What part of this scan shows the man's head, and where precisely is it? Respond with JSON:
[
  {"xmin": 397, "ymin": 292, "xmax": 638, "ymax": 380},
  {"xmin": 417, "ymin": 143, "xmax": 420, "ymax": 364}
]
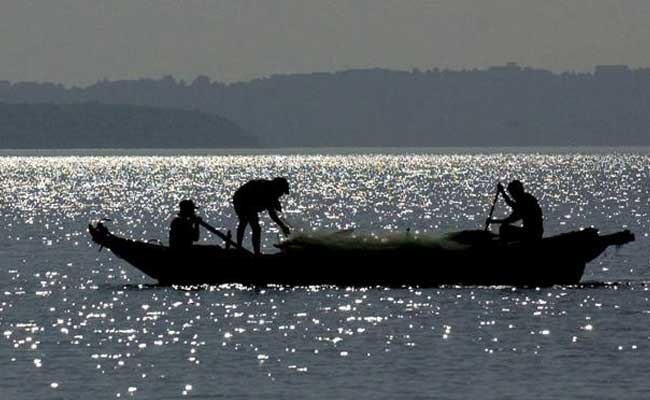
[
  {"xmin": 179, "ymin": 199, "xmax": 198, "ymax": 217},
  {"xmin": 507, "ymin": 180, "xmax": 525, "ymax": 199},
  {"xmin": 272, "ymin": 177, "xmax": 290, "ymax": 195}
]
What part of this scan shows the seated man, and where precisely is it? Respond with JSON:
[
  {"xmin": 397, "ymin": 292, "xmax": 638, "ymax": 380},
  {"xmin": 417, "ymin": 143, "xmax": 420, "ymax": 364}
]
[
  {"xmin": 486, "ymin": 180, "xmax": 543, "ymax": 241},
  {"xmin": 169, "ymin": 199, "xmax": 201, "ymax": 248},
  {"xmin": 233, "ymin": 177, "xmax": 291, "ymax": 254}
]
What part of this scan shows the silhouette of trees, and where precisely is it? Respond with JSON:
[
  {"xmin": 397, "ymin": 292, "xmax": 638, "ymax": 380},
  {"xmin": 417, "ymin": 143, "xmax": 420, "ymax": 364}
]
[
  {"xmin": 0, "ymin": 102, "xmax": 256, "ymax": 148},
  {"xmin": 1, "ymin": 64, "xmax": 649, "ymax": 147}
]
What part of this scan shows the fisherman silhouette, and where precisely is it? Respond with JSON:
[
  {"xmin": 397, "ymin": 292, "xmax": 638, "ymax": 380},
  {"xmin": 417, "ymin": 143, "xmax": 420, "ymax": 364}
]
[
  {"xmin": 486, "ymin": 180, "xmax": 543, "ymax": 241},
  {"xmin": 169, "ymin": 199, "xmax": 201, "ymax": 248},
  {"xmin": 233, "ymin": 177, "xmax": 291, "ymax": 254}
]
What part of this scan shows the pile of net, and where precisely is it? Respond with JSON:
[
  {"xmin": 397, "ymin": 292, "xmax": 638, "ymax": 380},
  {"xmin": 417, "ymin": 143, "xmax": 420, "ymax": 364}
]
[{"xmin": 276, "ymin": 229, "xmax": 489, "ymax": 253}]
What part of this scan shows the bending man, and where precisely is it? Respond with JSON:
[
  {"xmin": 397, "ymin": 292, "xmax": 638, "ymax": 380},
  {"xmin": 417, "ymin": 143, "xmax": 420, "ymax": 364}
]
[
  {"xmin": 233, "ymin": 177, "xmax": 291, "ymax": 254},
  {"xmin": 486, "ymin": 180, "xmax": 543, "ymax": 241}
]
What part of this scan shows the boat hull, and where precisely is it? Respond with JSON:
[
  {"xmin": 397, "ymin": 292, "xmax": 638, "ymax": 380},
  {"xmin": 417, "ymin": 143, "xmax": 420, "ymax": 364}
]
[{"xmin": 88, "ymin": 224, "xmax": 634, "ymax": 287}]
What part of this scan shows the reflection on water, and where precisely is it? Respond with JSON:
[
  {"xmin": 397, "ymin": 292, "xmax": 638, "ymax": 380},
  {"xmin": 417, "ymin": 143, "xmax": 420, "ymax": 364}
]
[{"xmin": 0, "ymin": 153, "xmax": 649, "ymax": 399}]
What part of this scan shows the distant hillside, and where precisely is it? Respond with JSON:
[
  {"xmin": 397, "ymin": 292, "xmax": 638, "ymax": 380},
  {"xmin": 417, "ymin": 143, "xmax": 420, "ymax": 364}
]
[
  {"xmin": 0, "ymin": 102, "xmax": 256, "ymax": 149},
  {"xmin": 1, "ymin": 64, "xmax": 650, "ymax": 146}
]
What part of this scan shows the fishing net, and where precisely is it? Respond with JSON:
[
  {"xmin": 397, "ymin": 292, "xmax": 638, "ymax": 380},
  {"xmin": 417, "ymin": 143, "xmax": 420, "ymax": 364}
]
[{"xmin": 276, "ymin": 229, "xmax": 488, "ymax": 252}]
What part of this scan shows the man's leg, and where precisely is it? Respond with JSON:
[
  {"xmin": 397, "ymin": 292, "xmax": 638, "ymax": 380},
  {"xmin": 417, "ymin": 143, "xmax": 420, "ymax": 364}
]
[
  {"xmin": 499, "ymin": 224, "xmax": 524, "ymax": 242},
  {"xmin": 250, "ymin": 214, "xmax": 261, "ymax": 254},
  {"xmin": 236, "ymin": 216, "xmax": 248, "ymax": 248}
]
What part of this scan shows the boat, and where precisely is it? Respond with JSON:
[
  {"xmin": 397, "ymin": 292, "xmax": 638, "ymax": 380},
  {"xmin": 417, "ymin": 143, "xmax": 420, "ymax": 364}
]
[{"xmin": 87, "ymin": 222, "xmax": 635, "ymax": 287}]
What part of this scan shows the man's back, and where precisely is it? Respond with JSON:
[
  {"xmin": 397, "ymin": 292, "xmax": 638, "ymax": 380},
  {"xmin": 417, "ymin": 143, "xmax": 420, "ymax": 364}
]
[
  {"xmin": 233, "ymin": 179, "xmax": 281, "ymax": 214},
  {"xmin": 169, "ymin": 216, "xmax": 198, "ymax": 248},
  {"xmin": 517, "ymin": 192, "xmax": 543, "ymax": 236}
]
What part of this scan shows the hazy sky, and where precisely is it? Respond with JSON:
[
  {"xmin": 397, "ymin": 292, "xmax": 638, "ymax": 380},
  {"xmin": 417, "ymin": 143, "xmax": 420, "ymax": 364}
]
[{"xmin": 2, "ymin": 0, "xmax": 649, "ymax": 86}]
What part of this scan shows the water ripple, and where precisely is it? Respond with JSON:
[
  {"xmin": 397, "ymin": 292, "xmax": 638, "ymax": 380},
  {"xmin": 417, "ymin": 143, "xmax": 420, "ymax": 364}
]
[{"xmin": 0, "ymin": 152, "xmax": 649, "ymax": 399}]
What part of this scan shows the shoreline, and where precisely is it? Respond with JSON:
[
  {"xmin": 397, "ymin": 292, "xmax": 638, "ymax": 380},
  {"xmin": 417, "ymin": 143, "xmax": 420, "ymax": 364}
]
[{"xmin": 1, "ymin": 146, "xmax": 649, "ymax": 157}]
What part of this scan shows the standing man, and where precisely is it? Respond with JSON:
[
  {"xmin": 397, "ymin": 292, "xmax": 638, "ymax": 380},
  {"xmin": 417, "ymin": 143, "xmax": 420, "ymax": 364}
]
[
  {"xmin": 233, "ymin": 177, "xmax": 291, "ymax": 254},
  {"xmin": 486, "ymin": 180, "xmax": 543, "ymax": 241},
  {"xmin": 169, "ymin": 199, "xmax": 201, "ymax": 248}
]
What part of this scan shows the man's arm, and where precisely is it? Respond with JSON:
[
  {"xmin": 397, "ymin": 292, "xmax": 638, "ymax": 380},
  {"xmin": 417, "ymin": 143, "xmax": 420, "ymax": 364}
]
[
  {"xmin": 169, "ymin": 218, "xmax": 179, "ymax": 246},
  {"xmin": 191, "ymin": 217, "xmax": 201, "ymax": 242},
  {"xmin": 489, "ymin": 209, "xmax": 522, "ymax": 225},
  {"xmin": 268, "ymin": 209, "xmax": 291, "ymax": 235},
  {"xmin": 501, "ymin": 192, "xmax": 515, "ymax": 208},
  {"xmin": 497, "ymin": 184, "xmax": 515, "ymax": 208}
]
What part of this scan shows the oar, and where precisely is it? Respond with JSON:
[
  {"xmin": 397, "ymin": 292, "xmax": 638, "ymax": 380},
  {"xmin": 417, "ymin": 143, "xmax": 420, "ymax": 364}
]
[
  {"xmin": 198, "ymin": 219, "xmax": 253, "ymax": 255},
  {"xmin": 484, "ymin": 186, "xmax": 501, "ymax": 231}
]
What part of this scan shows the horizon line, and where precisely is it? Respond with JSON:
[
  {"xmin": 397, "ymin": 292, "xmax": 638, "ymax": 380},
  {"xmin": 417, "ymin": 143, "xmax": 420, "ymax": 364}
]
[
  {"xmin": 1, "ymin": 146, "xmax": 649, "ymax": 157},
  {"xmin": 1, "ymin": 63, "xmax": 647, "ymax": 90}
]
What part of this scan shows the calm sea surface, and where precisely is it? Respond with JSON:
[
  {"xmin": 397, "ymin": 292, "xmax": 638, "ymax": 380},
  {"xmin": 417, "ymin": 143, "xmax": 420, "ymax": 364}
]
[{"xmin": 1, "ymin": 150, "xmax": 649, "ymax": 399}]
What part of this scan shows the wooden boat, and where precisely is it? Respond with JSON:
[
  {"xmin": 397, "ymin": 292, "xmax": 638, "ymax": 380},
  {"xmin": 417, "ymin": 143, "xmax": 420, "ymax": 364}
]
[{"xmin": 88, "ymin": 222, "xmax": 634, "ymax": 287}]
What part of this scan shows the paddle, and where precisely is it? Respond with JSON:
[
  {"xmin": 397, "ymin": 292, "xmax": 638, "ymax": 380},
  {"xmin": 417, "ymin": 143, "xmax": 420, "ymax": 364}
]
[
  {"xmin": 484, "ymin": 185, "xmax": 501, "ymax": 231},
  {"xmin": 197, "ymin": 219, "xmax": 253, "ymax": 255}
]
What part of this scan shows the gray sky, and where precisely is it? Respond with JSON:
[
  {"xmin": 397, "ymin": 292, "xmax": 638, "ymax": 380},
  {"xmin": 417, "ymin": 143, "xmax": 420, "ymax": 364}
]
[{"xmin": 1, "ymin": 0, "xmax": 649, "ymax": 86}]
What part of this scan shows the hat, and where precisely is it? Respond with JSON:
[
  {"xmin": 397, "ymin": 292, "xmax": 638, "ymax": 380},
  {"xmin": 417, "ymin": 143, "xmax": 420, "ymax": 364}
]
[
  {"xmin": 507, "ymin": 180, "xmax": 524, "ymax": 192},
  {"xmin": 179, "ymin": 199, "xmax": 198, "ymax": 212},
  {"xmin": 272, "ymin": 177, "xmax": 290, "ymax": 194}
]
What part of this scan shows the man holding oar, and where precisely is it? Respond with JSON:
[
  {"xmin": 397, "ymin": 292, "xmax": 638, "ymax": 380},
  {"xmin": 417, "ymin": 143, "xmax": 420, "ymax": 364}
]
[
  {"xmin": 169, "ymin": 199, "xmax": 252, "ymax": 253},
  {"xmin": 233, "ymin": 177, "xmax": 292, "ymax": 255},
  {"xmin": 486, "ymin": 180, "xmax": 544, "ymax": 241},
  {"xmin": 169, "ymin": 199, "xmax": 201, "ymax": 248}
]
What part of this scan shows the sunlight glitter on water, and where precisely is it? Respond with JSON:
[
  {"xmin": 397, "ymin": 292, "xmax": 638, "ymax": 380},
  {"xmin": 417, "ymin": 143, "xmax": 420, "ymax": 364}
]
[
  {"xmin": 1, "ymin": 153, "xmax": 648, "ymax": 236},
  {"xmin": 0, "ymin": 152, "xmax": 649, "ymax": 398}
]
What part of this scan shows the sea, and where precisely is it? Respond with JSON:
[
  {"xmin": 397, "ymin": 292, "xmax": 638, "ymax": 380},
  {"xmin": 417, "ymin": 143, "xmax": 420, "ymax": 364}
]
[{"xmin": 0, "ymin": 148, "xmax": 649, "ymax": 399}]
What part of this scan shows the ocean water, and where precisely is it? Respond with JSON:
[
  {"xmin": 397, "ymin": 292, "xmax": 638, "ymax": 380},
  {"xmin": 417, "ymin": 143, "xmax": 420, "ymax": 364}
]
[{"xmin": 0, "ymin": 150, "xmax": 649, "ymax": 399}]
